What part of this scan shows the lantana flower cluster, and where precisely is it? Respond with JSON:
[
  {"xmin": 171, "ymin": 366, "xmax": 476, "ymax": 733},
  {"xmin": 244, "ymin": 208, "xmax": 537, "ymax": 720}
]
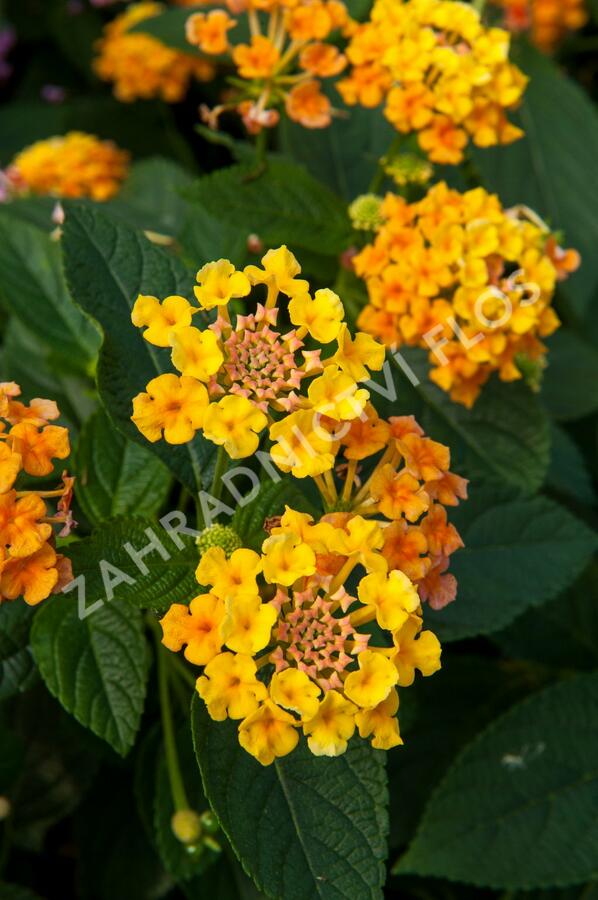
[
  {"xmin": 338, "ymin": 0, "xmax": 527, "ymax": 164},
  {"xmin": 0, "ymin": 383, "xmax": 75, "ymax": 606},
  {"xmin": 354, "ymin": 183, "xmax": 580, "ymax": 407},
  {"xmin": 131, "ymin": 246, "xmax": 386, "ymax": 460},
  {"xmin": 94, "ymin": 2, "xmax": 215, "ymax": 103},
  {"xmin": 186, "ymin": 0, "xmax": 352, "ymax": 132},
  {"xmin": 161, "ymin": 507, "xmax": 445, "ymax": 764},
  {"xmin": 3, "ymin": 132, "xmax": 130, "ymax": 201},
  {"xmin": 493, "ymin": 0, "xmax": 587, "ymax": 52}
]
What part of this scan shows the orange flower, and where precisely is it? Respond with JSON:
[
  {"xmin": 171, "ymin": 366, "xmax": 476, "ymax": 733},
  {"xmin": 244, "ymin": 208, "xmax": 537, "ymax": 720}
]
[
  {"xmin": 341, "ymin": 407, "xmax": 390, "ymax": 460},
  {"xmin": 421, "ymin": 505, "xmax": 464, "ymax": 558},
  {"xmin": 381, "ymin": 520, "xmax": 431, "ymax": 582},
  {"xmin": 0, "ymin": 443, "xmax": 22, "ymax": 493},
  {"xmin": 0, "ymin": 543, "xmax": 60, "ymax": 606},
  {"xmin": 186, "ymin": 9, "xmax": 236, "ymax": 55},
  {"xmin": 233, "ymin": 35, "xmax": 280, "ymax": 79},
  {"xmin": 9, "ymin": 423, "xmax": 70, "ymax": 477},
  {"xmin": 397, "ymin": 433, "xmax": 451, "ymax": 483},
  {"xmin": 0, "ymin": 492, "xmax": 51, "ymax": 559},
  {"xmin": 418, "ymin": 116, "xmax": 469, "ymax": 165},
  {"xmin": 370, "ymin": 465, "xmax": 430, "ymax": 523},
  {"xmin": 286, "ymin": 80, "xmax": 332, "ymax": 129},
  {"xmin": 417, "ymin": 556, "xmax": 458, "ymax": 610},
  {"xmin": 300, "ymin": 43, "xmax": 346, "ymax": 77}
]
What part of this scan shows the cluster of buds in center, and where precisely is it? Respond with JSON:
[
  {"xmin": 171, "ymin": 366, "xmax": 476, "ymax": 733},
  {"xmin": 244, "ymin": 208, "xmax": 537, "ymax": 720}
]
[
  {"xmin": 0, "ymin": 382, "xmax": 75, "ymax": 606},
  {"xmin": 185, "ymin": 0, "xmax": 353, "ymax": 132},
  {"xmin": 161, "ymin": 507, "xmax": 444, "ymax": 764},
  {"xmin": 131, "ymin": 246, "xmax": 386, "ymax": 460}
]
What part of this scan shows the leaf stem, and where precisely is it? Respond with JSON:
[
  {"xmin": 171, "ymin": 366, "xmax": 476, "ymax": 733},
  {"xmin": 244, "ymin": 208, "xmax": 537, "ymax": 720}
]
[
  {"xmin": 210, "ymin": 446, "xmax": 229, "ymax": 504},
  {"xmin": 153, "ymin": 622, "xmax": 189, "ymax": 813}
]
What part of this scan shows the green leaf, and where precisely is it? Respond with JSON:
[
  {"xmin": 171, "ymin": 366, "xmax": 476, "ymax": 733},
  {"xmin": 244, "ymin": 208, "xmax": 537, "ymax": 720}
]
[
  {"xmin": 396, "ymin": 672, "xmax": 598, "ymax": 889},
  {"xmin": 280, "ymin": 100, "xmax": 394, "ymax": 201},
  {"xmin": 232, "ymin": 479, "xmax": 319, "ymax": 552},
  {"xmin": 62, "ymin": 202, "xmax": 214, "ymax": 493},
  {"xmin": 75, "ymin": 408, "xmax": 172, "ymax": 525},
  {"xmin": 105, "ymin": 157, "xmax": 195, "ymax": 237},
  {"xmin": 0, "ymin": 603, "xmax": 38, "ymax": 701},
  {"xmin": 426, "ymin": 496, "xmax": 598, "ymax": 642},
  {"xmin": 192, "ymin": 698, "xmax": 388, "ymax": 900},
  {"xmin": 473, "ymin": 43, "xmax": 598, "ymax": 316},
  {"xmin": 0, "ymin": 885, "xmax": 43, "ymax": 900},
  {"xmin": 64, "ymin": 517, "xmax": 199, "ymax": 614},
  {"xmin": 187, "ymin": 161, "xmax": 352, "ymax": 256},
  {"xmin": 387, "ymin": 349, "xmax": 550, "ymax": 495},
  {"xmin": 31, "ymin": 593, "xmax": 149, "ymax": 756},
  {"xmin": 541, "ymin": 330, "xmax": 598, "ymax": 421},
  {"xmin": 546, "ymin": 424, "xmax": 596, "ymax": 507},
  {"xmin": 0, "ymin": 210, "xmax": 100, "ymax": 372},
  {"xmin": 494, "ymin": 562, "xmax": 598, "ymax": 671}
]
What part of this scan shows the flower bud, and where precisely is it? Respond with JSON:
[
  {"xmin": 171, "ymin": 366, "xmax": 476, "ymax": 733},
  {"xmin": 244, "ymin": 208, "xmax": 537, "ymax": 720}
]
[
  {"xmin": 348, "ymin": 194, "xmax": 384, "ymax": 232},
  {"xmin": 171, "ymin": 809, "xmax": 202, "ymax": 845},
  {"xmin": 196, "ymin": 524, "xmax": 243, "ymax": 557}
]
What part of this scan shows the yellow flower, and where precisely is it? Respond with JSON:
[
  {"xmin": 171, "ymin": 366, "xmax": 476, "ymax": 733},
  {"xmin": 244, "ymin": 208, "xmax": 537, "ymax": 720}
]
[
  {"xmin": 344, "ymin": 650, "xmax": 398, "ymax": 708},
  {"xmin": 170, "ymin": 326, "xmax": 224, "ymax": 382},
  {"xmin": 392, "ymin": 616, "xmax": 442, "ymax": 686},
  {"xmin": 203, "ymin": 395, "xmax": 267, "ymax": 458},
  {"xmin": 270, "ymin": 669, "xmax": 321, "ymax": 720},
  {"xmin": 196, "ymin": 546, "xmax": 262, "ymax": 599},
  {"xmin": 194, "ymin": 259, "xmax": 251, "ymax": 310},
  {"xmin": 303, "ymin": 690, "xmax": 357, "ymax": 757},
  {"xmin": 160, "ymin": 594, "xmax": 225, "ymax": 666},
  {"xmin": 221, "ymin": 594, "xmax": 277, "ymax": 655},
  {"xmin": 131, "ymin": 374, "xmax": 208, "ymax": 444},
  {"xmin": 355, "ymin": 688, "xmax": 403, "ymax": 750},
  {"xmin": 261, "ymin": 533, "xmax": 316, "ymax": 586},
  {"xmin": 270, "ymin": 409, "xmax": 337, "ymax": 478},
  {"xmin": 238, "ymin": 700, "xmax": 299, "ymax": 765},
  {"xmin": 307, "ymin": 366, "xmax": 369, "ymax": 421},
  {"xmin": 357, "ymin": 569, "xmax": 420, "ymax": 630},
  {"xmin": 196, "ymin": 652, "xmax": 267, "ymax": 720},
  {"xmin": 131, "ymin": 294, "xmax": 193, "ymax": 348},
  {"xmin": 288, "ymin": 289, "xmax": 344, "ymax": 343},
  {"xmin": 244, "ymin": 246, "xmax": 309, "ymax": 297},
  {"xmin": 332, "ymin": 325, "xmax": 386, "ymax": 381}
]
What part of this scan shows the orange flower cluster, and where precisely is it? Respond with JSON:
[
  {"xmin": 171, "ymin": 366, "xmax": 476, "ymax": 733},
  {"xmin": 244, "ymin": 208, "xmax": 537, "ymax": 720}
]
[
  {"xmin": 354, "ymin": 183, "xmax": 580, "ymax": 407},
  {"xmin": 493, "ymin": 0, "xmax": 587, "ymax": 52},
  {"xmin": 186, "ymin": 0, "xmax": 353, "ymax": 132},
  {"xmin": 5, "ymin": 132, "xmax": 129, "ymax": 202},
  {"xmin": 94, "ymin": 2, "xmax": 215, "ymax": 103},
  {"xmin": 0, "ymin": 383, "xmax": 75, "ymax": 606},
  {"xmin": 323, "ymin": 406, "xmax": 467, "ymax": 611},
  {"xmin": 338, "ymin": 0, "xmax": 527, "ymax": 164}
]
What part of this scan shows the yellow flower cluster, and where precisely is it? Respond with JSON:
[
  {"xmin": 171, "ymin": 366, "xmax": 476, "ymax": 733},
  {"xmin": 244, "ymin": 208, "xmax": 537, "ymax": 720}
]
[
  {"xmin": 131, "ymin": 246, "xmax": 386, "ymax": 462},
  {"xmin": 354, "ymin": 183, "xmax": 580, "ymax": 407},
  {"xmin": 6, "ymin": 132, "xmax": 129, "ymax": 201},
  {"xmin": 186, "ymin": 0, "xmax": 353, "ymax": 132},
  {"xmin": 493, "ymin": 0, "xmax": 587, "ymax": 52},
  {"xmin": 0, "ymin": 382, "xmax": 74, "ymax": 607},
  {"xmin": 338, "ymin": 0, "xmax": 527, "ymax": 164},
  {"xmin": 94, "ymin": 1, "xmax": 215, "ymax": 102},
  {"xmin": 161, "ymin": 507, "xmax": 443, "ymax": 764}
]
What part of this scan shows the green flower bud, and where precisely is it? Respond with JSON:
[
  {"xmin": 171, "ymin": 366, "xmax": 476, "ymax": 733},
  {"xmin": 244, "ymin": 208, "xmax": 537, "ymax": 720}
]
[
  {"xmin": 171, "ymin": 809, "xmax": 203, "ymax": 845},
  {"xmin": 382, "ymin": 153, "xmax": 433, "ymax": 187},
  {"xmin": 196, "ymin": 524, "xmax": 243, "ymax": 557},
  {"xmin": 348, "ymin": 194, "xmax": 384, "ymax": 232}
]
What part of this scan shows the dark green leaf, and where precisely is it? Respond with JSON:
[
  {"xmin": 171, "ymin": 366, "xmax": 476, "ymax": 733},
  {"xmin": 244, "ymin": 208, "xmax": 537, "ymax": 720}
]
[
  {"xmin": 0, "ymin": 885, "xmax": 43, "ymax": 900},
  {"xmin": 397, "ymin": 672, "xmax": 598, "ymax": 889},
  {"xmin": 388, "ymin": 350, "xmax": 550, "ymax": 495},
  {"xmin": 75, "ymin": 408, "xmax": 172, "ymax": 525},
  {"xmin": 62, "ymin": 202, "xmax": 215, "ymax": 492},
  {"xmin": 0, "ymin": 210, "xmax": 100, "ymax": 371},
  {"xmin": 473, "ymin": 43, "xmax": 598, "ymax": 316},
  {"xmin": 192, "ymin": 698, "xmax": 388, "ymax": 900},
  {"xmin": 106, "ymin": 157, "xmax": 195, "ymax": 237},
  {"xmin": 187, "ymin": 161, "xmax": 352, "ymax": 256},
  {"xmin": 62, "ymin": 517, "xmax": 199, "ymax": 614},
  {"xmin": 546, "ymin": 424, "xmax": 596, "ymax": 507},
  {"xmin": 0, "ymin": 603, "xmax": 38, "ymax": 701},
  {"xmin": 541, "ymin": 330, "xmax": 598, "ymax": 421},
  {"xmin": 426, "ymin": 496, "xmax": 597, "ymax": 642},
  {"xmin": 31, "ymin": 593, "xmax": 150, "ymax": 756}
]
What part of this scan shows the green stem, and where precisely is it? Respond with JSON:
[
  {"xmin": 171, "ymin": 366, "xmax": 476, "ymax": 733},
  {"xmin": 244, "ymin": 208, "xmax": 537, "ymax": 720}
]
[
  {"xmin": 472, "ymin": 0, "xmax": 487, "ymax": 14},
  {"xmin": 152, "ymin": 621, "xmax": 189, "ymax": 813},
  {"xmin": 210, "ymin": 446, "xmax": 228, "ymax": 504},
  {"xmin": 368, "ymin": 133, "xmax": 404, "ymax": 194},
  {"xmin": 169, "ymin": 653, "xmax": 198, "ymax": 692}
]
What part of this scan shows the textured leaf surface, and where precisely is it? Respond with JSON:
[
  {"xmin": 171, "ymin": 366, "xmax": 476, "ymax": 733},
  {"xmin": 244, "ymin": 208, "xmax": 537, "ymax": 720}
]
[
  {"xmin": 192, "ymin": 700, "xmax": 388, "ymax": 900},
  {"xmin": 62, "ymin": 202, "xmax": 214, "ymax": 492},
  {"xmin": 31, "ymin": 593, "xmax": 149, "ymax": 756},
  {"xmin": 75, "ymin": 408, "xmax": 171, "ymax": 525},
  {"xmin": 64, "ymin": 517, "xmax": 199, "ymax": 614},
  {"xmin": 541, "ymin": 331, "xmax": 598, "ymax": 422},
  {"xmin": 0, "ymin": 210, "xmax": 100, "ymax": 370},
  {"xmin": 397, "ymin": 673, "xmax": 598, "ymax": 888},
  {"xmin": 388, "ymin": 350, "xmax": 550, "ymax": 495},
  {"xmin": 546, "ymin": 424, "xmax": 596, "ymax": 506},
  {"xmin": 426, "ymin": 497, "xmax": 597, "ymax": 641},
  {"xmin": 0, "ymin": 603, "xmax": 38, "ymax": 701},
  {"xmin": 187, "ymin": 161, "xmax": 352, "ymax": 255},
  {"xmin": 474, "ymin": 44, "xmax": 598, "ymax": 315}
]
